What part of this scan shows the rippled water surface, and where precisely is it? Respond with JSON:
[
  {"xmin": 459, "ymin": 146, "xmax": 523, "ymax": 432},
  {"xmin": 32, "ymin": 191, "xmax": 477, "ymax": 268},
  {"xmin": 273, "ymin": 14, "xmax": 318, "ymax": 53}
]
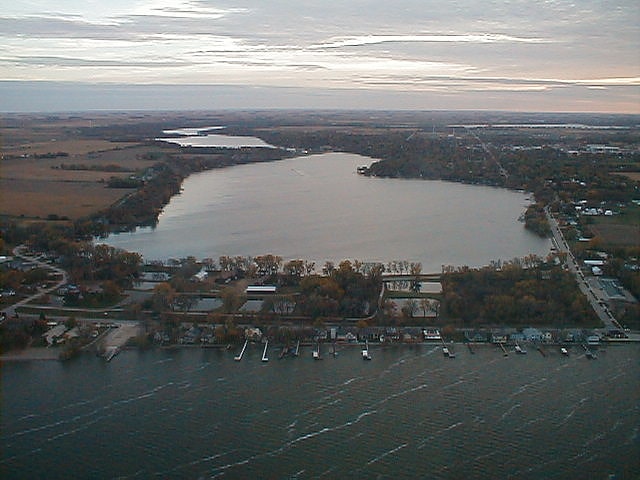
[{"xmin": 2, "ymin": 344, "xmax": 638, "ymax": 479}]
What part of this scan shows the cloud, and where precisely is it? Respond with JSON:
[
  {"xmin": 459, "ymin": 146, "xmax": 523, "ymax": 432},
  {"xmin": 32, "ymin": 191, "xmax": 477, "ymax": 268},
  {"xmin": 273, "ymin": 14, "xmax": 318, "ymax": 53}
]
[{"xmin": 310, "ymin": 34, "xmax": 551, "ymax": 49}]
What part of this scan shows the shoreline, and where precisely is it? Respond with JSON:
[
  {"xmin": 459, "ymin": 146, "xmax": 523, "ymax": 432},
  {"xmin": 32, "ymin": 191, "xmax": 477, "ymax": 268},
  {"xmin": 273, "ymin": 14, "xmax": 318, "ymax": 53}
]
[{"xmin": 3, "ymin": 336, "xmax": 637, "ymax": 362}]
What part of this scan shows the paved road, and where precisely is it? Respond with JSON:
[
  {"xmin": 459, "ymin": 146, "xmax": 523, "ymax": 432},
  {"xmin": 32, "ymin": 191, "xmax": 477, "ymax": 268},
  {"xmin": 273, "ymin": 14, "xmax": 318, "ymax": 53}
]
[{"xmin": 545, "ymin": 208, "xmax": 621, "ymax": 332}]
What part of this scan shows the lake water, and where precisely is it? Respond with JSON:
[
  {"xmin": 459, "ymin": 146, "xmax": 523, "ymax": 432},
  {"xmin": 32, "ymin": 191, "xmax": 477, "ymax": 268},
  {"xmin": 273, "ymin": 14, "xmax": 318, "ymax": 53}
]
[
  {"xmin": 102, "ymin": 152, "xmax": 549, "ymax": 271},
  {"xmin": 155, "ymin": 133, "xmax": 276, "ymax": 148},
  {"xmin": 2, "ymin": 344, "xmax": 638, "ymax": 479}
]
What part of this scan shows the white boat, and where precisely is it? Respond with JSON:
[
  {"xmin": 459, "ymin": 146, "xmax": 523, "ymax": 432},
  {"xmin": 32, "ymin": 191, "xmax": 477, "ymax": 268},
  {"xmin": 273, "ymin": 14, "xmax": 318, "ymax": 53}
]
[
  {"xmin": 362, "ymin": 341, "xmax": 371, "ymax": 360},
  {"xmin": 560, "ymin": 347, "xmax": 568, "ymax": 356},
  {"xmin": 423, "ymin": 328, "xmax": 442, "ymax": 341},
  {"xmin": 261, "ymin": 340, "xmax": 269, "ymax": 362},
  {"xmin": 234, "ymin": 339, "xmax": 248, "ymax": 361},
  {"xmin": 442, "ymin": 346, "xmax": 450, "ymax": 357},
  {"xmin": 313, "ymin": 343, "xmax": 322, "ymax": 360},
  {"xmin": 515, "ymin": 344, "xmax": 527, "ymax": 354}
]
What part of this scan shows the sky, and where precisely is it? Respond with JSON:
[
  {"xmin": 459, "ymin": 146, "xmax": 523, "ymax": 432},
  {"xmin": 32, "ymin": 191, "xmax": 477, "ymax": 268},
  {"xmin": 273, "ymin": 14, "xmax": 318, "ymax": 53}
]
[{"xmin": 0, "ymin": 0, "xmax": 639, "ymax": 113}]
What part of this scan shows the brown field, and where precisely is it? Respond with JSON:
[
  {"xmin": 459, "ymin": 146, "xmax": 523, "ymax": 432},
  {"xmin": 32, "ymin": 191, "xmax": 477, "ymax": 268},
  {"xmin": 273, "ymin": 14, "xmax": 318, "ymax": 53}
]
[
  {"xmin": 3, "ymin": 139, "xmax": 136, "ymax": 157},
  {"xmin": 1, "ymin": 131, "xmax": 162, "ymax": 219},
  {"xmin": 0, "ymin": 177, "xmax": 134, "ymax": 219},
  {"xmin": 611, "ymin": 171, "xmax": 640, "ymax": 181}
]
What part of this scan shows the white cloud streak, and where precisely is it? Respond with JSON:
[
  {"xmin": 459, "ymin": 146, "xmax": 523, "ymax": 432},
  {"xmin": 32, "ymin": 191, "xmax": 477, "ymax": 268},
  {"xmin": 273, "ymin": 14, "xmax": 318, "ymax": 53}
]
[{"xmin": 0, "ymin": 0, "xmax": 637, "ymax": 112}]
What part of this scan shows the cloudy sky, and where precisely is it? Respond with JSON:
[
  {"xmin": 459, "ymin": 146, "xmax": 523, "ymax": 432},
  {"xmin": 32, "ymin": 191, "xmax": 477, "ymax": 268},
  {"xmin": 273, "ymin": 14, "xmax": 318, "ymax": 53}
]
[{"xmin": 1, "ymin": 0, "xmax": 638, "ymax": 112}]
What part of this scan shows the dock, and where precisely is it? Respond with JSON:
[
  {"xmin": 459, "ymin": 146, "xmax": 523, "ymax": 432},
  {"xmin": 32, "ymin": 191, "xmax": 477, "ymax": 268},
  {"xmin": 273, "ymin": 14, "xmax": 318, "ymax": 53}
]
[
  {"xmin": 582, "ymin": 343, "xmax": 597, "ymax": 359},
  {"xmin": 234, "ymin": 339, "xmax": 248, "ymax": 361},
  {"xmin": 103, "ymin": 346, "xmax": 119, "ymax": 362},
  {"xmin": 362, "ymin": 341, "xmax": 371, "ymax": 360},
  {"xmin": 313, "ymin": 342, "xmax": 322, "ymax": 360}
]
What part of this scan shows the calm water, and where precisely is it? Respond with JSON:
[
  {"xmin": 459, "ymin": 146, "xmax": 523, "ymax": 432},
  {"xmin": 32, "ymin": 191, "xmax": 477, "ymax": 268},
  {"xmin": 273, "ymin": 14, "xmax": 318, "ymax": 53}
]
[
  {"xmin": 103, "ymin": 152, "xmax": 549, "ymax": 270},
  {"xmin": 2, "ymin": 345, "xmax": 638, "ymax": 479},
  {"xmin": 155, "ymin": 133, "xmax": 276, "ymax": 148}
]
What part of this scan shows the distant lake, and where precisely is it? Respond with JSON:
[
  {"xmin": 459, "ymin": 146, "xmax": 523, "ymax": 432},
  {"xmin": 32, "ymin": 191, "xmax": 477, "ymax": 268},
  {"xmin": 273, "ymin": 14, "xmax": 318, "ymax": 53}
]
[
  {"xmin": 155, "ymin": 131, "xmax": 276, "ymax": 148},
  {"xmin": 101, "ymin": 152, "xmax": 550, "ymax": 271}
]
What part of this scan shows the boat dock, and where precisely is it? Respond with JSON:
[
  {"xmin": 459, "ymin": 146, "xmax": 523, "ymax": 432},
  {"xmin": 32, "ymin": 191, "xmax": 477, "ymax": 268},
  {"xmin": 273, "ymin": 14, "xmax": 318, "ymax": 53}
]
[
  {"xmin": 582, "ymin": 343, "xmax": 597, "ymax": 359},
  {"xmin": 362, "ymin": 341, "xmax": 371, "ymax": 360},
  {"xmin": 234, "ymin": 339, "xmax": 248, "ymax": 361},
  {"xmin": 103, "ymin": 346, "xmax": 119, "ymax": 362}
]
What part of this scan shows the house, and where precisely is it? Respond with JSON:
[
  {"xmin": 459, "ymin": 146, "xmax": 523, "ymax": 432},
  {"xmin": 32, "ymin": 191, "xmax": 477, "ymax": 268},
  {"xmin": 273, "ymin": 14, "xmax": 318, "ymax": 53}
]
[
  {"xmin": 491, "ymin": 330, "xmax": 508, "ymax": 343},
  {"xmin": 43, "ymin": 324, "xmax": 68, "ymax": 346},
  {"xmin": 509, "ymin": 332, "xmax": 526, "ymax": 343},
  {"xmin": 245, "ymin": 285, "xmax": 277, "ymax": 294},
  {"xmin": 522, "ymin": 328, "xmax": 544, "ymax": 342},
  {"xmin": 244, "ymin": 327, "xmax": 263, "ymax": 341},
  {"xmin": 464, "ymin": 330, "xmax": 488, "ymax": 343}
]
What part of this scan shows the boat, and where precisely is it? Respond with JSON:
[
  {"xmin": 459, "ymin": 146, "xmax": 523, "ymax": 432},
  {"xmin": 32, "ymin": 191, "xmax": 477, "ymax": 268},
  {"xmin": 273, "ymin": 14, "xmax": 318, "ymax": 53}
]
[
  {"xmin": 234, "ymin": 339, "xmax": 248, "ymax": 361},
  {"xmin": 515, "ymin": 344, "xmax": 527, "ymax": 354},
  {"xmin": 423, "ymin": 328, "xmax": 442, "ymax": 341},
  {"xmin": 442, "ymin": 346, "xmax": 450, "ymax": 357},
  {"xmin": 560, "ymin": 347, "xmax": 568, "ymax": 356},
  {"xmin": 586, "ymin": 335, "xmax": 600, "ymax": 346},
  {"xmin": 261, "ymin": 340, "xmax": 269, "ymax": 362},
  {"xmin": 313, "ymin": 343, "xmax": 322, "ymax": 360},
  {"xmin": 362, "ymin": 341, "xmax": 371, "ymax": 360}
]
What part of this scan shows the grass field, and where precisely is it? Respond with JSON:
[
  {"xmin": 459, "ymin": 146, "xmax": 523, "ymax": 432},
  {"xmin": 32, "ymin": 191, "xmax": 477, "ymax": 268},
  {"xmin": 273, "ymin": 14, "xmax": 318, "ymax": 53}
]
[{"xmin": 590, "ymin": 204, "xmax": 640, "ymax": 247}]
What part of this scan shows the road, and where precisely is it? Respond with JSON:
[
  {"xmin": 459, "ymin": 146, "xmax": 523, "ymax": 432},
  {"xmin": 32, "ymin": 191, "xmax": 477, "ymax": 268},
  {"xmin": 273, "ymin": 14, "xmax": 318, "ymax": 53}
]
[{"xmin": 545, "ymin": 208, "xmax": 621, "ymax": 332}]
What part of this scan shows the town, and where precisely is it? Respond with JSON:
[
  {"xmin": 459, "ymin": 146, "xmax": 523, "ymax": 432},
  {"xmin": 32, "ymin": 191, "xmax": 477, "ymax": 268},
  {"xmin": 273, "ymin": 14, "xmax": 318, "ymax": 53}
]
[{"xmin": 1, "ymin": 111, "xmax": 638, "ymax": 361}]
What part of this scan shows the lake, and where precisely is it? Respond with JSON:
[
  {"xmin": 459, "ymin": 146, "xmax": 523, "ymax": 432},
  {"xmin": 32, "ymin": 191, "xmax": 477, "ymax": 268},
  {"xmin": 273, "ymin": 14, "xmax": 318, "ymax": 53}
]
[
  {"xmin": 2, "ymin": 344, "xmax": 638, "ymax": 479},
  {"xmin": 102, "ymin": 152, "xmax": 549, "ymax": 271}
]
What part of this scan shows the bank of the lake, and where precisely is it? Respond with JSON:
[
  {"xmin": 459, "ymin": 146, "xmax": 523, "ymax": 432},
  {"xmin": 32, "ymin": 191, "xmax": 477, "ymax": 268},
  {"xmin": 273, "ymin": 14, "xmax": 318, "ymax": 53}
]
[{"xmin": 102, "ymin": 152, "xmax": 549, "ymax": 270}]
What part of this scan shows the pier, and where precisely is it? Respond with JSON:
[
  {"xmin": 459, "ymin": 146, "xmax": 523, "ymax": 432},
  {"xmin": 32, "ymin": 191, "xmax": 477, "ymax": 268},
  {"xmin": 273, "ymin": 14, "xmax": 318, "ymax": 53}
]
[
  {"xmin": 103, "ymin": 346, "xmax": 119, "ymax": 362},
  {"xmin": 234, "ymin": 339, "xmax": 248, "ymax": 361},
  {"xmin": 362, "ymin": 341, "xmax": 371, "ymax": 360},
  {"xmin": 582, "ymin": 343, "xmax": 597, "ymax": 359}
]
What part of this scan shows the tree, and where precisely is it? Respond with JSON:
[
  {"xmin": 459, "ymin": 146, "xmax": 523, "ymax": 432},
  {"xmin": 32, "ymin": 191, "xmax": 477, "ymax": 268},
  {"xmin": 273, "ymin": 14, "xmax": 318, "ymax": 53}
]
[
  {"xmin": 174, "ymin": 295, "xmax": 198, "ymax": 314},
  {"xmin": 152, "ymin": 282, "xmax": 176, "ymax": 312}
]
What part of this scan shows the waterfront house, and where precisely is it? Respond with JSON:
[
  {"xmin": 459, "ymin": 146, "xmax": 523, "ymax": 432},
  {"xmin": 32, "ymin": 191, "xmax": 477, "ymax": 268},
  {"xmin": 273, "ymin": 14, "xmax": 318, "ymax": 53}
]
[
  {"xmin": 522, "ymin": 328, "xmax": 544, "ymax": 342},
  {"xmin": 43, "ymin": 324, "xmax": 68, "ymax": 346},
  {"xmin": 464, "ymin": 330, "xmax": 489, "ymax": 343},
  {"xmin": 491, "ymin": 330, "xmax": 508, "ymax": 344},
  {"xmin": 509, "ymin": 332, "xmax": 526, "ymax": 343}
]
